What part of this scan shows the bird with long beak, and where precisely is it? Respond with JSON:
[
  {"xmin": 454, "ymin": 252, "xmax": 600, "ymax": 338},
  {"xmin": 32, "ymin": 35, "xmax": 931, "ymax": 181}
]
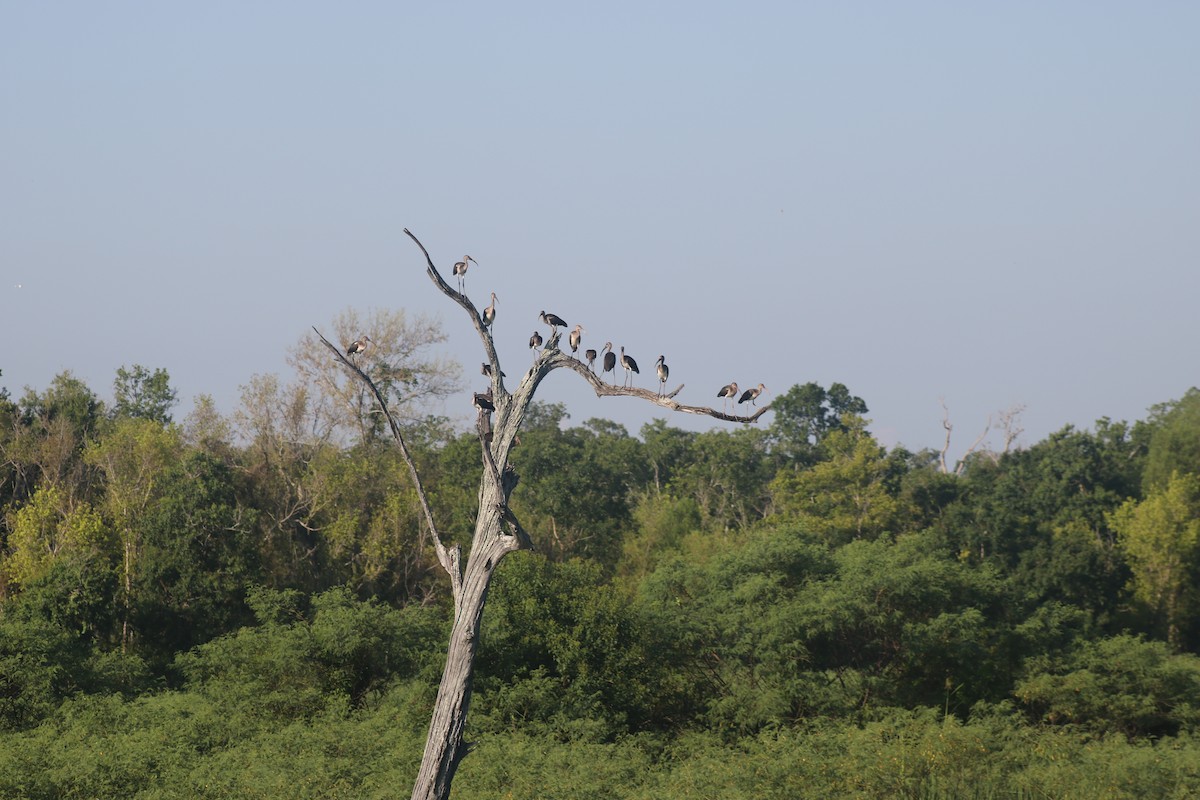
[
  {"xmin": 453, "ymin": 255, "xmax": 479, "ymax": 292},
  {"xmin": 347, "ymin": 335, "xmax": 371, "ymax": 356},
  {"xmin": 482, "ymin": 292, "xmax": 497, "ymax": 328},
  {"xmin": 569, "ymin": 324, "xmax": 584, "ymax": 354},
  {"xmin": 717, "ymin": 381, "xmax": 739, "ymax": 412},
  {"xmin": 738, "ymin": 383, "xmax": 767, "ymax": 407}
]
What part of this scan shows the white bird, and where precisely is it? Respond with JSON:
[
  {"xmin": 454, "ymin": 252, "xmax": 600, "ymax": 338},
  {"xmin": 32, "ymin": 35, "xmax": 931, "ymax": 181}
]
[
  {"xmin": 453, "ymin": 255, "xmax": 478, "ymax": 292},
  {"xmin": 655, "ymin": 355, "xmax": 669, "ymax": 397},
  {"xmin": 569, "ymin": 324, "xmax": 584, "ymax": 354},
  {"xmin": 347, "ymin": 335, "xmax": 372, "ymax": 356},
  {"xmin": 482, "ymin": 292, "xmax": 497, "ymax": 328}
]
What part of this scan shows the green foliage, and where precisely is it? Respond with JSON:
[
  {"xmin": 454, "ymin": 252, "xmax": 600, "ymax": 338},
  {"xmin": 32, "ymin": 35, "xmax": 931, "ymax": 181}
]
[
  {"xmin": 1111, "ymin": 473, "xmax": 1200, "ymax": 648},
  {"xmin": 112, "ymin": 364, "xmax": 178, "ymax": 425},
  {"xmin": 770, "ymin": 418, "xmax": 912, "ymax": 545},
  {"xmin": 1016, "ymin": 635, "xmax": 1200, "ymax": 737},
  {"xmin": 1143, "ymin": 388, "xmax": 1200, "ymax": 491},
  {"xmin": 767, "ymin": 381, "xmax": 868, "ymax": 467}
]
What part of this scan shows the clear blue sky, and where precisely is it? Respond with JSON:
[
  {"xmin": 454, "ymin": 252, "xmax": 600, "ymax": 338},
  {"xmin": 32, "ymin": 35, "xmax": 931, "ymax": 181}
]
[{"xmin": 3, "ymin": 3, "xmax": 1197, "ymax": 459}]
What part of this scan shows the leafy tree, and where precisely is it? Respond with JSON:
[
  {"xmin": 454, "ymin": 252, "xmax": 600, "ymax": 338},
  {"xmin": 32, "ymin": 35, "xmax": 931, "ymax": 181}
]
[
  {"xmin": 770, "ymin": 416, "xmax": 912, "ymax": 545},
  {"xmin": 83, "ymin": 418, "xmax": 183, "ymax": 650},
  {"xmin": 1, "ymin": 485, "xmax": 109, "ymax": 589},
  {"xmin": 1142, "ymin": 387, "xmax": 1200, "ymax": 491},
  {"xmin": 1111, "ymin": 472, "xmax": 1200, "ymax": 649},
  {"xmin": 767, "ymin": 381, "xmax": 868, "ymax": 467},
  {"xmin": 111, "ymin": 364, "xmax": 177, "ymax": 425}
]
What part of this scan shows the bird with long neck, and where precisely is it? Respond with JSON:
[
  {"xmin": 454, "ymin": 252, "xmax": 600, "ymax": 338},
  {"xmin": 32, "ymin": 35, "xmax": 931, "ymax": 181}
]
[
  {"xmin": 655, "ymin": 355, "xmax": 669, "ymax": 397},
  {"xmin": 540, "ymin": 310, "xmax": 567, "ymax": 333},
  {"xmin": 452, "ymin": 255, "xmax": 478, "ymax": 292},
  {"xmin": 620, "ymin": 346, "xmax": 639, "ymax": 388},
  {"xmin": 738, "ymin": 383, "xmax": 767, "ymax": 407},
  {"xmin": 347, "ymin": 335, "xmax": 371, "ymax": 356},
  {"xmin": 717, "ymin": 381, "xmax": 739, "ymax": 412},
  {"xmin": 482, "ymin": 292, "xmax": 497, "ymax": 328},
  {"xmin": 584, "ymin": 348, "xmax": 597, "ymax": 372},
  {"xmin": 529, "ymin": 330, "xmax": 543, "ymax": 352},
  {"xmin": 569, "ymin": 324, "xmax": 584, "ymax": 354},
  {"xmin": 601, "ymin": 342, "xmax": 616, "ymax": 384}
]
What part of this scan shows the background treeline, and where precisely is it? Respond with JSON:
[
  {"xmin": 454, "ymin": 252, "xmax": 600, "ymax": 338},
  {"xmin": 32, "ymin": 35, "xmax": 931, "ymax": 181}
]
[{"xmin": 2, "ymin": 336, "xmax": 1200, "ymax": 797}]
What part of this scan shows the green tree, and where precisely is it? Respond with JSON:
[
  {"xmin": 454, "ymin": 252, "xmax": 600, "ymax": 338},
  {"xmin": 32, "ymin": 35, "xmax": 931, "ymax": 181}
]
[
  {"xmin": 83, "ymin": 418, "xmax": 183, "ymax": 651},
  {"xmin": 767, "ymin": 381, "xmax": 867, "ymax": 467},
  {"xmin": 1, "ymin": 485, "xmax": 109, "ymax": 589},
  {"xmin": 770, "ymin": 417, "xmax": 911, "ymax": 545},
  {"xmin": 1142, "ymin": 387, "xmax": 1200, "ymax": 491},
  {"xmin": 111, "ymin": 364, "xmax": 177, "ymax": 425},
  {"xmin": 1111, "ymin": 472, "xmax": 1200, "ymax": 649}
]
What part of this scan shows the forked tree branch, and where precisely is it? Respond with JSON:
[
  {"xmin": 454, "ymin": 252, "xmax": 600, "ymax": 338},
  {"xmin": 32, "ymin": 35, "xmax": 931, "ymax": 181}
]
[
  {"xmin": 313, "ymin": 327, "xmax": 463, "ymax": 597},
  {"xmin": 402, "ymin": 228, "xmax": 771, "ymax": 426}
]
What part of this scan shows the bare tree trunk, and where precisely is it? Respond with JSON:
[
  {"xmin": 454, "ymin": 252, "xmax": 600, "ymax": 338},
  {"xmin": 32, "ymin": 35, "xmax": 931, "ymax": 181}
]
[{"xmin": 317, "ymin": 230, "xmax": 771, "ymax": 800}]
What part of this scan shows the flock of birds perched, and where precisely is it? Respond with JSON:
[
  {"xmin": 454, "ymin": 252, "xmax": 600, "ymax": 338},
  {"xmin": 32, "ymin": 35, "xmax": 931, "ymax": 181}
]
[{"xmin": 345, "ymin": 254, "xmax": 767, "ymax": 417}]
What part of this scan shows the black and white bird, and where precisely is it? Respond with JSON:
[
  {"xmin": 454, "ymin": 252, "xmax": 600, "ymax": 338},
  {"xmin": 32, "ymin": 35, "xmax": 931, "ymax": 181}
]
[
  {"xmin": 585, "ymin": 348, "xmax": 598, "ymax": 372},
  {"xmin": 473, "ymin": 389, "xmax": 495, "ymax": 413},
  {"xmin": 620, "ymin": 346, "xmax": 639, "ymax": 387},
  {"xmin": 738, "ymin": 383, "xmax": 767, "ymax": 407},
  {"xmin": 569, "ymin": 324, "xmax": 584, "ymax": 354},
  {"xmin": 540, "ymin": 310, "xmax": 567, "ymax": 332},
  {"xmin": 481, "ymin": 363, "xmax": 506, "ymax": 379},
  {"xmin": 482, "ymin": 292, "xmax": 497, "ymax": 328},
  {"xmin": 453, "ymin": 255, "xmax": 479, "ymax": 292},
  {"xmin": 601, "ymin": 342, "xmax": 616, "ymax": 384},
  {"xmin": 717, "ymin": 381, "xmax": 739, "ymax": 412},
  {"xmin": 655, "ymin": 355, "xmax": 669, "ymax": 396},
  {"xmin": 529, "ymin": 330, "xmax": 543, "ymax": 351},
  {"xmin": 347, "ymin": 335, "xmax": 371, "ymax": 356}
]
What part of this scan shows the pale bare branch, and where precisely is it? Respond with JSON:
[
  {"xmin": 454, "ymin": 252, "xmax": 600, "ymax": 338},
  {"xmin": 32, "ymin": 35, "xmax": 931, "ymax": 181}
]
[{"xmin": 312, "ymin": 327, "xmax": 462, "ymax": 597}]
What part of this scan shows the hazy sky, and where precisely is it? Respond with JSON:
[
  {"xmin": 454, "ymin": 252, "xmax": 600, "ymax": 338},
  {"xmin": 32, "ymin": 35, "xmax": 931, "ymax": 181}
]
[{"xmin": 3, "ymin": 3, "xmax": 1198, "ymax": 460}]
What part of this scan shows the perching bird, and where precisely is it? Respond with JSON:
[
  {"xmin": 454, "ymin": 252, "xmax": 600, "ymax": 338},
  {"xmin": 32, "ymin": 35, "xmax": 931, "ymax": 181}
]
[
  {"xmin": 738, "ymin": 383, "xmax": 767, "ymax": 406},
  {"xmin": 481, "ymin": 363, "xmax": 506, "ymax": 379},
  {"xmin": 601, "ymin": 342, "xmax": 616, "ymax": 383},
  {"xmin": 482, "ymin": 292, "xmax": 497, "ymax": 328},
  {"xmin": 585, "ymin": 348, "xmax": 598, "ymax": 372},
  {"xmin": 620, "ymin": 346, "xmax": 639, "ymax": 387},
  {"xmin": 529, "ymin": 330, "xmax": 543, "ymax": 351},
  {"xmin": 473, "ymin": 390, "xmax": 495, "ymax": 413},
  {"xmin": 347, "ymin": 335, "xmax": 371, "ymax": 356},
  {"xmin": 655, "ymin": 355, "xmax": 669, "ymax": 396},
  {"xmin": 453, "ymin": 255, "xmax": 478, "ymax": 292},
  {"xmin": 717, "ymin": 381, "xmax": 739, "ymax": 412},
  {"xmin": 569, "ymin": 324, "xmax": 584, "ymax": 354},
  {"xmin": 540, "ymin": 310, "xmax": 567, "ymax": 331}
]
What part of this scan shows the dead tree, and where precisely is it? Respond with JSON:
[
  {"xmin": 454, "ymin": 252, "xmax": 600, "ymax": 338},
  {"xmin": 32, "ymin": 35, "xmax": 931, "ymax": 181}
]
[{"xmin": 317, "ymin": 230, "xmax": 771, "ymax": 800}]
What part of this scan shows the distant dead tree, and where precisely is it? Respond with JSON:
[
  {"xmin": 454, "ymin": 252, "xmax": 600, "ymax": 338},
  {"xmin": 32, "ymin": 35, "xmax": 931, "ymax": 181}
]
[
  {"xmin": 939, "ymin": 399, "xmax": 1026, "ymax": 475},
  {"xmin": 314, "ymin": 230, "xmax": 771, "ymax": 800}
]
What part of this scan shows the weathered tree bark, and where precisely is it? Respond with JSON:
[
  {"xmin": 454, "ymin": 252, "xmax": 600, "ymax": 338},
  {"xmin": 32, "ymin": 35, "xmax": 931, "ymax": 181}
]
[{"xmin": 318, "ymin": 229, "xmax": 771, "ymax": 800}]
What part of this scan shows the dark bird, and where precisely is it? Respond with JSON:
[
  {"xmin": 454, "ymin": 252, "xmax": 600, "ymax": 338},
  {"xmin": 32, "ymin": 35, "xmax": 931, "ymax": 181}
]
[
  {"xmin": 473, "ymin": 390, "xmax": 495, "ymax": 413},
  {"xmin": 655, "ymin": 355, "xmax": 669, "ymax": 396},
  {"xmin": 540, "ymin": 310, "xmax": 567, "ymax": 331},
  {"xmin": 585, "ymin": 348, "xmax": 598, "ymax": 372},
  {"xmin": 482, "ymin": 292, "xmax": 497, "ymax": 328},
  {"xmin": 717, "ymin": 381, "xmax": 739, "ymax": 412},
  {"xmin": 601, "ymin": 342, "xmax": 616, "ymax": 383},
  {"xmin": 529, "ymin": 330, "xmax": 543, "ymax": 351},
  {"xmin": 346, "ymin": 335, "xmax": 371, "ymax": 356},
  {"xmin": 481, "ymin": 363, "xmax": 506, "ymax": 379},
  {"xmin": 738, "ymin": 383, "xmax": 767, "ymax": 406},
  {"xmin": 569, "ymin": 324, "xmax": 584, "ymax": 354},
  {"xmin": 452, "ymin": 255, "xmax": 478, "ymax": 292},
  {"xmin": 620, "ymin": 346, "xmax": 639, "ymax": 387}
]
